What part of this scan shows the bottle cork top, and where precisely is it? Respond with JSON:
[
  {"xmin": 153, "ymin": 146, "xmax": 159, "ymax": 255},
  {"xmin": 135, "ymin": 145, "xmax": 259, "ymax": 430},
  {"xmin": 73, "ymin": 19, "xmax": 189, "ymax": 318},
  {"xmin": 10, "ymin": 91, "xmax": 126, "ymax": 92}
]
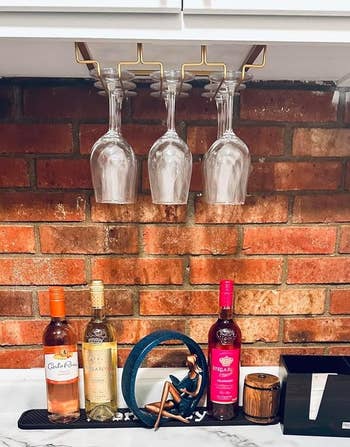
[
  {"xmin": 49, "ymin": 287, "xmax": 66, "ymax": 317},
  {"xmin": 219, "ymin": 279, "xmax": 234, "ymax": 308},
  {"xmin": 90, "ymin": 280, "xmax": 105, "ymax": 308}
]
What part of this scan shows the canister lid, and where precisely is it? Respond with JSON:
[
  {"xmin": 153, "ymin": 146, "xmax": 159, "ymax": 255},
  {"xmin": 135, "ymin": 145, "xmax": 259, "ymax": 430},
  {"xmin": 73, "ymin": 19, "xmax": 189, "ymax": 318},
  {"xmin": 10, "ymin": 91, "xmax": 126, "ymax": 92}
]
[{"xmin": 244, "ymin": 373, "xmax": 280, "ymax": 390}]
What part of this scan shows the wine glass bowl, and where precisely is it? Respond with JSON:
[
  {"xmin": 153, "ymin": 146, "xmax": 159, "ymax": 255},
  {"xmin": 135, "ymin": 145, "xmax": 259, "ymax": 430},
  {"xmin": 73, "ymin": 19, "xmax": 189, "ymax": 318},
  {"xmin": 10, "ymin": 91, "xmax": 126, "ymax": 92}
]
[
  {"xmin": 203, "ymin": 70, "xmax": 252, "ymax": 205},
  {"xmin": 203, "ymin": 133, "xmax": 250, "ymax": 205},
  {"xmin": 148, "ymin": 70, "xmax": 192, "ymax": 205},
  {"xmin": 148, "ymin": 131, "xmax": 192, "ymax": 205},
  {"xmin": 90, "ymin": 68, "xmax": 138, "ymax": 204}
]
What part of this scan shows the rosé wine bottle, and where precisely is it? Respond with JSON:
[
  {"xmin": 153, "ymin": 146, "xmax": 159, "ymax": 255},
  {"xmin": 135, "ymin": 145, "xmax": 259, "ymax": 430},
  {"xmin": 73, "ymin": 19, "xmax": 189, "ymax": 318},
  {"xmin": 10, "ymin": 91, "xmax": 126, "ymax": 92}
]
[
  {"xmin": 43, "ymin": 287, "xmax": 80, "ymax": 423},
  {"xmin": 207, "ymin": 280, "xmax": 241, "ymax": 420}
]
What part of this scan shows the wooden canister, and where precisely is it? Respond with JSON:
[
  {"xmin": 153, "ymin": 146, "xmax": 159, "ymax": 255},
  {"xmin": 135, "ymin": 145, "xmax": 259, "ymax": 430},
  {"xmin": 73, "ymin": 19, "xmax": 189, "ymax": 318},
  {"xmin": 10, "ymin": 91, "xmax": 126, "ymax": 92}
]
[{"xmin": 243, "ymin": 373, "xmax": 280, "ymax": 424}]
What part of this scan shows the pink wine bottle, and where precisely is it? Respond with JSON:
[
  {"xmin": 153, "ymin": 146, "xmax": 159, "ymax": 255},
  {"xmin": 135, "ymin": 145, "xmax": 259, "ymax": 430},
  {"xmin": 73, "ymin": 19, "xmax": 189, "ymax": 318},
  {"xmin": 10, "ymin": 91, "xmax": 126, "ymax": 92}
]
[{"xmin": 207, "ymin": 280, "xmax": 242, "ymax": 420}]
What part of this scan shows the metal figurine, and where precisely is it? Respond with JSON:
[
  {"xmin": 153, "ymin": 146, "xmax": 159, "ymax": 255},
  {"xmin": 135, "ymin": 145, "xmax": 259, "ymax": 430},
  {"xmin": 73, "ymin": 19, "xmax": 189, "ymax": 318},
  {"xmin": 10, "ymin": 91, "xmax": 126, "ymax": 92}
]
[{"xmin": 145, "ymin": 354, "xmax": 203, "ymax": 430}]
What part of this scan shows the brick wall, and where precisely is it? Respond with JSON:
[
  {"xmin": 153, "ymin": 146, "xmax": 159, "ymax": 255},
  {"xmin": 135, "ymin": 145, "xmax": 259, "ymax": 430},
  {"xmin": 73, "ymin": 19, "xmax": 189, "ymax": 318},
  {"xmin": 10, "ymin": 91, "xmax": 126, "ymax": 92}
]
[{"xmin": 0, "ymin": 79, "xmax": 349, "ymax": 368}]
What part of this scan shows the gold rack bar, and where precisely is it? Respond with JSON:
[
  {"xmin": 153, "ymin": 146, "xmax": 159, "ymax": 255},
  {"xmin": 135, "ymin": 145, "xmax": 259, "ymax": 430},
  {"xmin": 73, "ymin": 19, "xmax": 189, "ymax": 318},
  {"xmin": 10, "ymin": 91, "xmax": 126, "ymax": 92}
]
[
  {"xmin": 240, "ymin": 45, "xmax": 267, "ymax": 81},
  {"xmin": 117, "ymin": 43, "xmax": 164, "ymax": 94},
  {"xmin": 74, "ymin": 42, "xmax": 267, "ymax": 97},
  {"xmin": 180, "ymin": 45, "xmax": 227, "ymax": 98},
  {"xmin": 75, "ymin": 42, "xmax": 110, "ymax": 94}
]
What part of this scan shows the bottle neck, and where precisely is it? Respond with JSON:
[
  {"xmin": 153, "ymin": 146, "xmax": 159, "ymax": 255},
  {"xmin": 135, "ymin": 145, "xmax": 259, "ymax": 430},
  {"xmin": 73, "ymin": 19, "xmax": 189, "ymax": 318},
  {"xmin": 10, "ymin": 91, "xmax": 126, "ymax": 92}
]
[
  {"xmin": 92, "ymin": 307, "xmax": 105, "ymax": 321},
  {"xmin": 51, "ymin": 315, "xmax": 66, "ymax": 323},
  {"xmin": 219, "ymin": 306, "xmax": 233, "ymax": 320}
]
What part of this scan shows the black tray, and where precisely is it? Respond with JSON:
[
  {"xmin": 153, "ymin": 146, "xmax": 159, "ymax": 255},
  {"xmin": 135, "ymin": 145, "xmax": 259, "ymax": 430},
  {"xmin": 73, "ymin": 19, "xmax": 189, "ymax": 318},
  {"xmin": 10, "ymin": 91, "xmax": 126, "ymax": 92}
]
[{"xmin": 18, "ymin": 407, "xmax": 279, "ymax": 430}]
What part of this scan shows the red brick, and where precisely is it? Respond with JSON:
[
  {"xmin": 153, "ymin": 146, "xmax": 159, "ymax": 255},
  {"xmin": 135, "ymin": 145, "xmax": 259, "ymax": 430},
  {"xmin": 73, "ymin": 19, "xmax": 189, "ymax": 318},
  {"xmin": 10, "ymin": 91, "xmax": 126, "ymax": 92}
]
[
  {"xmin": 142, "ymin": 160, "xmax": 202, "ymax": 192},
  {"xmin": 79, "ymin": 124, "xmax": 166, "ymax": 155},
  {"xmin": 284, "ymin": 317, "xmax": 350, "ymax": 342},
  {"xmin": 92, "ymin": 258, "xmax": 183, "ymax": 285},
  {"xmin": 131, "ymin": 87, "xmax": 216, "ymax": 121},
  {"xmin": 187, "ymin": 126, "xmax": 216, "ymax": 155},
  {"xmin": 346, "ymin": 162, "xmax": 350, "ymax": 190},
  {"xmin": 235, "ymin": 288, "xmax": 325, "ymax": 315},
  {"xmin": 0, "ymin": 257, "xmax": 86, "ymax": 285},
  {"xmin": 133, "ymin": 347, "xmax": 191, "ymax": 367},
  {"xmin": 187, "ymin": 126, "xmax": 284, "ymax": 156},
  {"xmin": 240, "ymin": 89, "xmax": 337, "ymax": 122},
  {"xmin": 344, "ymin": 92, "xmax": 350, "ymax": 123},
  {"xmin": 243, "ymin": 226, "xmax": 336, "ymax": 254},
  {"xmin": 293, "ymin": 128, "xmax": 350, "ymax": 157},
  {"xmin": 0, "ymin": 226, "xmax": 35, "ymax": 253},
  {"xmin": 114, "ymin": 319, "xmax": 186, "ymax": 344},
  {"xmin": 0, "ymin": 159, "xmax": 30, "ymax": 187},
  {"xmin": 0, "ymin": 349, "xmax": 43, "ymax": 368},
  {"xmin": 340, "ymin": 226, "xmax": 350, "ymax": 253},
  {"xmin": 330, "ymin": 290, "xmax": 350, "ymax": 314},
  {"xmin": 0, "ymin": 319, "xmax": 47, "ymax": 345},
  {"xmin": 329, "ymin": 346, "xmax": 350, "ymax": 356},
  {"xmin": 0, "ymin": 87, "xmax": 14, "ymax": 119},
  {"xmin": 249, "ymin": 161, "xmax": 341, "ymax": 192},
  {"xmin": 139, "ymin": 290, "xmax": 218, "ymax": 315},
  {"xmin": 293, "ymin": 194, "xmax": 350, "ymax": 223},
  {"xmin": 241, "ymin": 347, "xmax": 325, "ymax": 366},
  {"xmin": 91, "ymin": 195, "xmax": 186, "ymax": 223},
  {"xmin": 188, "ymin": 317, "xmax": 279, "ymax": 343},
  {"xmin": 23, "ymin": 86, "xmax": 108, "ymax": 120},
  {"xmin": 37, "ymin": 159, "xmax": 91, "ymax": 189},
  {"xmin": 143, "ymin": 225, "xmax": 238, "ymax": 255},
  {"xmin": 190, "ymin": 257, "xmax": 283, "ymax": 284},
  {"xmin": 288, "ymin": 257, "xmax": 350, "ymax": 284},
  {"xmin": 0, "ymin": 192, "xmax": 86, "ymax": 222},
  {"xmin": 118, "ymin": 347, "xmax": 196, "ymax": 368},
  {"xmin": 0, "ymin": 290, "xmax": 33, "ymax": 316},
  {"xmin": 0, "ymin": 124, "xmax": 72, "ymax": 154},
  {"xmin": 131, "ymin": 88, "xmax": 166, "ymax": 120},
  {"xmin": 195, "ymin": 195, "xmax": 288, "ymax": 224},
  {"xmin": 39, "ymin": 225, "xmax": 138, "ymax": 254},
  {"xmin": 38, "ymin": 288, "xmax": 133, "ymax": 316}
]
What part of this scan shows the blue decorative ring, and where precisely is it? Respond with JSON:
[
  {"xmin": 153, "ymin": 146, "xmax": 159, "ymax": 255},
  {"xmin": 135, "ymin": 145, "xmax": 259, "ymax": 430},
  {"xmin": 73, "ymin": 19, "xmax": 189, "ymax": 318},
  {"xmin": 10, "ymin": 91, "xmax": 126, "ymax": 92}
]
[{"xmin": 121, "ymin": 330, "xmax": 208, "ymax": 427}]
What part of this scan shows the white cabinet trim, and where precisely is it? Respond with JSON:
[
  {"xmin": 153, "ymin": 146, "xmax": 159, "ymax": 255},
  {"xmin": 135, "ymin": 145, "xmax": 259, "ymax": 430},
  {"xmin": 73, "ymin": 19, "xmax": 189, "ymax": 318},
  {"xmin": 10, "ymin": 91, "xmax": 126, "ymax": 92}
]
[
  {"xmin": 183, "ymin": 0, "xmax": 350, "ymax": 16},
  {"xmin": 0, "ymin": 0, "xmax": 181, "ymax": 13}
]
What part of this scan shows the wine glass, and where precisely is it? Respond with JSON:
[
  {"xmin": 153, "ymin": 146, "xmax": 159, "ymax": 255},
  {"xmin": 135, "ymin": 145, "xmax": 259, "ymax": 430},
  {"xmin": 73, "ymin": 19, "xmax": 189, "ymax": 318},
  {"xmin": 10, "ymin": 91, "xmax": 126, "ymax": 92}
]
[
  {"xmin": 202, "ymin": 84, "xmax": 227, "ymax": 139},
  {"xmin": 90, "ymin": 68, "xmax": 137, "ymax": 204},
  {"xmin": 148, "ymin": 70, "xmax": 192, "ymax": 205},
  {"xmin": 203, "ymin": 71, "xmax": 251, "ymax": 205}
]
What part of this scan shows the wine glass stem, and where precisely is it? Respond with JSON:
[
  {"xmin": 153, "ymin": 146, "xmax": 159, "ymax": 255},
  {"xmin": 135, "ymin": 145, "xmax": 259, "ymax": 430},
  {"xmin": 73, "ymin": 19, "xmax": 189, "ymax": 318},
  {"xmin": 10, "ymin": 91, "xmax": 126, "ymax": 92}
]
[
  {"xmin": 166, "ymin": 84, "xmax": 176, "ymax": 133},
  {"xmin": 215, "ymin": 96, "xmax": 223, "ymax": 138},
  {"xmin": 108, "ymin": 90, "xmax": 122, "ymax": 134},
  {"xmin": 225, "ymin": 86, "xmax": 234, "ymax": 134}
]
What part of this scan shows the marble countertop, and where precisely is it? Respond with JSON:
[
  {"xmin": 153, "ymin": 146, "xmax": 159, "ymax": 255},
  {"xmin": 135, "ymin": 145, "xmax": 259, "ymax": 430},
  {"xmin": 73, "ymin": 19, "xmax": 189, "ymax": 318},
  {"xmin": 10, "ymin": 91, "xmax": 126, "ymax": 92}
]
[{"xmin": 1, "ymin": 368, "xmax": 349, "ymax": 447}]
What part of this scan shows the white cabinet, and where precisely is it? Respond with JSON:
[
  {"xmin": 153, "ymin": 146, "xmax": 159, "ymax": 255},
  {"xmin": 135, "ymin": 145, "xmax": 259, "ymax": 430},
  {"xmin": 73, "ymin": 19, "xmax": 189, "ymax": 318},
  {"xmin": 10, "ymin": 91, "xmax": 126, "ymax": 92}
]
[
  {"xmin": 183, "ymin": 0, "xmax": 350, "ymax": 16},
  {"xmin": 0, "ymin": 0, "xmax": 181, "ymax": 13},
  {"xmin": 1, "ymin": 0, "xmax": 350, "ymax": 80}
]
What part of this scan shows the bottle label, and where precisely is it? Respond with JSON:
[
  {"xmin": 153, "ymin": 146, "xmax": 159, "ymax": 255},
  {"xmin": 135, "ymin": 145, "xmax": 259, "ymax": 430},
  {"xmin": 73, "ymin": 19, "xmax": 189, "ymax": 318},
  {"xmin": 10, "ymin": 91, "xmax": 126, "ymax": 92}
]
[
  {"xmin": 210, "ymin": 348, "xmax": 240, "ymax": 404},
  {"xmin": 44, "ymin": 345, "xmax": 79, "ymax": 384},
  {"xmin": 82, "ymin": 342, "xmax": 117, "ymax": 404}
]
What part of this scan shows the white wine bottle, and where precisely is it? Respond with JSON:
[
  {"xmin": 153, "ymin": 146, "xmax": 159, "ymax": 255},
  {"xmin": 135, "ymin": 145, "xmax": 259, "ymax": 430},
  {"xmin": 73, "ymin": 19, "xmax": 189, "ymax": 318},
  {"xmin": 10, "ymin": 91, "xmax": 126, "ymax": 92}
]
[{"xmin": 82, "ymin": 280, "xmax": 117, "ymax": 421}]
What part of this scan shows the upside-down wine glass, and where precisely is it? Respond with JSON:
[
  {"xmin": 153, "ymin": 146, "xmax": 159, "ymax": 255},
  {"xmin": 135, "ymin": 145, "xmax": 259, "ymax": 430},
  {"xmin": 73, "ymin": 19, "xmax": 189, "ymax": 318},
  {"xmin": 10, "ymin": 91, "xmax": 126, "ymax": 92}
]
[
  {"xmin": 90, "ymin": 68, "xmax": 137, "ymax": 204},
  {"xmin": 202, "ymin": 83, "xmax": 227, "ymax": 139},
  {"xmin": 203, "ymin": 71, "xmax": 251, "ymax": 205},
  {"xmin": 148, "ymin": 71, "xmax": 192, "ymax": 205}
]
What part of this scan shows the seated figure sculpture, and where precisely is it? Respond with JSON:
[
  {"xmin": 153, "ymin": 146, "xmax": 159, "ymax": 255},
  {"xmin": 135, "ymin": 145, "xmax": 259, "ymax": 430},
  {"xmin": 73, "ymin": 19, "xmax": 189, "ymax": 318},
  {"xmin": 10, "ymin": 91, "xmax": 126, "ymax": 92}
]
[{"xmin": 145, "ymin": 354, "xmax": 203, "ymax": 430}]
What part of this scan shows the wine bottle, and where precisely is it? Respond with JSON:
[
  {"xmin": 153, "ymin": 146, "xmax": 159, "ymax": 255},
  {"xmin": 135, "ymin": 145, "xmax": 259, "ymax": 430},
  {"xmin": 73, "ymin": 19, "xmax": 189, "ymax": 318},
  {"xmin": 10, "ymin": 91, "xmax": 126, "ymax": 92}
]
[
  {"xmin": 43, "ymin": 287, "xmax": 80, "ymax": 423},
  {"xmin": 207, "ymin": 280, "xmax": 242, "ymax": 420},
  {"xmin": 82, "ymin": 280, "xmax": 117, "ymax": 421}
]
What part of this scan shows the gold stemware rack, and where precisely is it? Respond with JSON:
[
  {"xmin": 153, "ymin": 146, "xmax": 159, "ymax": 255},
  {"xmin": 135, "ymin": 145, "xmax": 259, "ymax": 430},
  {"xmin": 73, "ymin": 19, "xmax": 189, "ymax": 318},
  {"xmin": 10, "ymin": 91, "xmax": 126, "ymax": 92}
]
[{"xmin": 75, "ymin": 42, "xmax": 267, "ymax": 98}]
